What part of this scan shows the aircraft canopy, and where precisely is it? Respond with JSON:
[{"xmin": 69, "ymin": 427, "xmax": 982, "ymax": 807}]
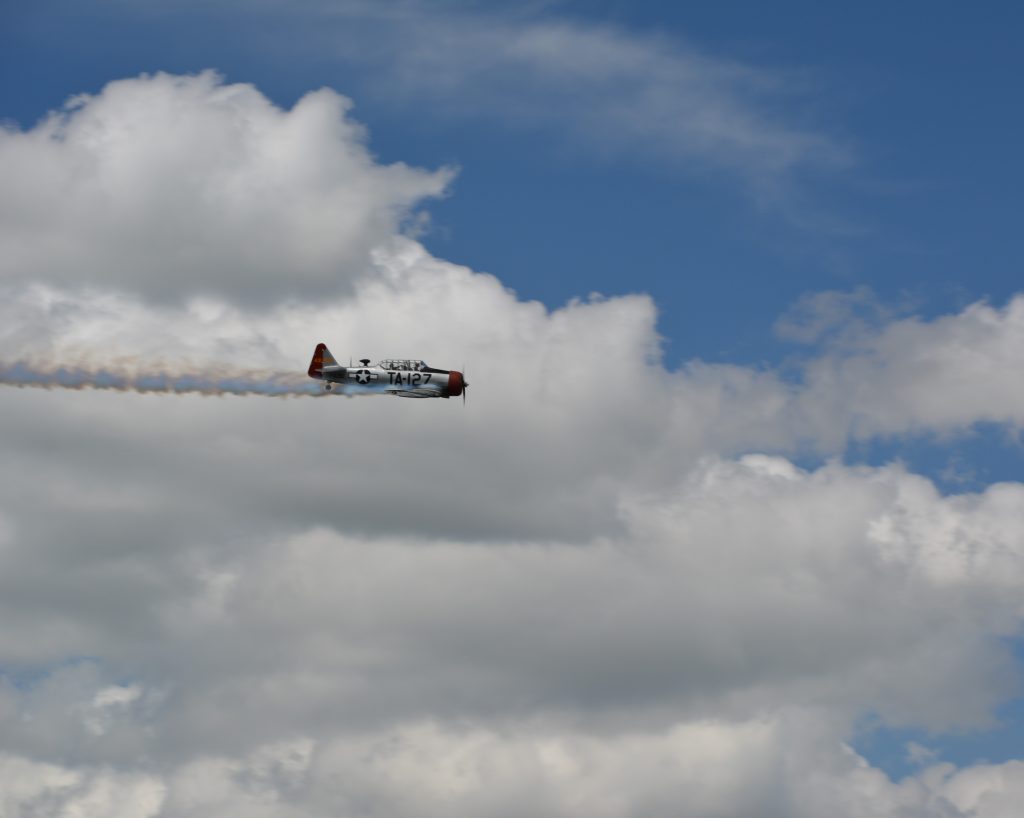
[{"xmin": 378, "ymin": 359, "xmax": 428, "ymax": 371}]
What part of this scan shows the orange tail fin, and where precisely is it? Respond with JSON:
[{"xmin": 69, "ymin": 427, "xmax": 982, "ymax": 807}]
[{"xmin": 308, "ymin": 343, "xmax": 338, "ymax": 378}]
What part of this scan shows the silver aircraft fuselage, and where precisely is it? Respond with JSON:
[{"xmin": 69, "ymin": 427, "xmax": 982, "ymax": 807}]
[{"xmin": 308, "ymin": 344, "xmax": 466, "ymax": 399}]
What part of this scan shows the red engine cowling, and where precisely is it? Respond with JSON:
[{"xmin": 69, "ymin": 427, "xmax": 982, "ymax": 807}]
[{"xmin": 446, "ymin": 370, "xmax": 465, "ymax": 398}]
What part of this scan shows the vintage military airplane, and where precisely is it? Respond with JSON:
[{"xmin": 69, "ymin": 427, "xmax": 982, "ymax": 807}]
[{"xmin": 307, "ymin": 343, "xmax": 468, "ymax": 400}]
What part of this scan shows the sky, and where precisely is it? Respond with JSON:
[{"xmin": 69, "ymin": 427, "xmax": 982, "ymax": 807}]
[{"xmin": 1, "ymin": 1, "xmax": 1024, "ymax": 815}]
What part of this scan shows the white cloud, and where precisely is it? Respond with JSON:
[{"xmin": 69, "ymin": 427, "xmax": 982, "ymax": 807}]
[
  {"xmin": 5, "ymin": 719, "xmax": 1024, "ymax": 817},
  {"xmin": 798, "ymin": 297, "xmax": 1024, "ymax": 443},
  {"xmin": 2, "ymin": 71, "xmax": 1024, "ymax": 817},
  {"xmin": 1, "ymin": 444, "xmax": 1022, "ymax": 751},
  {"xmin": 0, "ymin": 71, "xmax": 452, "ymax": 303},
  {"xmin": 82, "ymin": 684, "xmax": 144, "ymax": 737},
  {"xmin": 939, "ymin": 760, "xmax": 1024, "ymax": 818},
  {"xmin": 0, "ymin": 754, "xmax": 165, "ymax": 818}
]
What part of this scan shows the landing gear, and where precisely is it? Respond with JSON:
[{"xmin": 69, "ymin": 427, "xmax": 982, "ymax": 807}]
[{"xmin": 324, "ymin": 383, "xmax": 333, "ymax": 392}]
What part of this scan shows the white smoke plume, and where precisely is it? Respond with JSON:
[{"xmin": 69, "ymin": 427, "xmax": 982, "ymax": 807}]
[{"xmin": 0, "ymin": 361, "xmax": 325, "ymax": 398}]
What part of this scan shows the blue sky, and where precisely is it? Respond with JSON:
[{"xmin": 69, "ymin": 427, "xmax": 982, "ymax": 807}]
[
  {"xmin": 3, "ymin": 2, "xmax": 1024, "ymax": 814},
  {"xmin": 5, "ymin": 1, "xmax": 1022, "ymax": 366}
]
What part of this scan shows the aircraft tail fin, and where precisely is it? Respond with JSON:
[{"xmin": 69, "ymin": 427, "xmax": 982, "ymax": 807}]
[{"xmin": 308, "ymin": 343, "xmax": 339, "ymax": 379}]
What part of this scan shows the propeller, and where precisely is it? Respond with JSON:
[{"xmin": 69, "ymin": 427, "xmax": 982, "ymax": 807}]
[{"xmin": 462, "ymin": 366, "xmax": 469, "ymax": 405}]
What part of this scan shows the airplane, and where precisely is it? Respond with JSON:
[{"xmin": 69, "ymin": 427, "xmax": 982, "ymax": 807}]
[{"xmin": 307, "ymin": 343, "xmax": 468, "ymax": 400}]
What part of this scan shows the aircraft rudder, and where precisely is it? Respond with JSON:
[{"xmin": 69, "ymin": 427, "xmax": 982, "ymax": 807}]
[
  {"xmin": 308, "ymin": 342, "xmax": 341, "ymax": 379},
  {"xmin": 308, "ymin": 342, "xmax": 327, "ymax": 378}
]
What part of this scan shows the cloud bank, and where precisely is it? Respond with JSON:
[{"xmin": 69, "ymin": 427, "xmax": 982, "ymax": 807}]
[
  {"xmin": 1, "ymin": 72, "xmax": 1023, "ymax": 817},
  {"xmin": 0, "ymin": 71, "xmax": 452, "ymax": 303}
]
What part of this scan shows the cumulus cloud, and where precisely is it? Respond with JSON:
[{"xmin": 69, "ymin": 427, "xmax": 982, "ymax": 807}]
[
  {"xmin": 3, "ymin": 718, "xmax": 1024, "ymax": 817},
  {"xmin": 0, "ymin": 71, "xmax": 452, "ymax": 303},
  {"xmin": 798, "ymin": 297, "xmax": 1024, "ymax": 441},
  {"xmin": 2, "ymin": 72, "xmax": 1024, "ymax": 816},
  {"xmin": 0, "ymin": 754, "xmax": 165, "ymax": 818},
  {"xmin": 938, "ymin": 760, "xmax": 1024, "ymax": 818}
]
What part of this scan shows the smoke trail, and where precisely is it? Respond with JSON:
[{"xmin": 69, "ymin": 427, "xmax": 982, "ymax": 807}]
[{"xmin": 0, "ymin": 360, "xmax": 331, "ymax": 398}]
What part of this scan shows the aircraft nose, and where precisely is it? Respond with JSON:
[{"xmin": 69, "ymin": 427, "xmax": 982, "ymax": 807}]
[{"xmin": 447, "ymin": 370, "xmax": 465, "ymax": 397}]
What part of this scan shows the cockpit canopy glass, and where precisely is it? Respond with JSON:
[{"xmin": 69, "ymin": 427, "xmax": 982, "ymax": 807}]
[{"xmin": 378, "ymin": 359, "xmax": 427, "ymax": 371}]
